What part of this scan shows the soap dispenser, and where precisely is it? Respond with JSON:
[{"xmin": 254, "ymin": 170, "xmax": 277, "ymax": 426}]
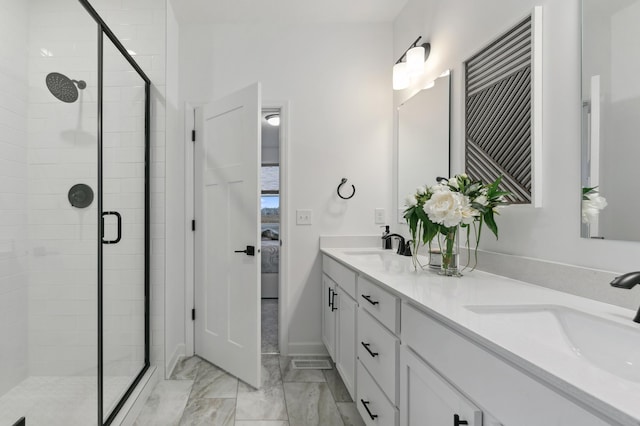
[{"xmin": 381, "ymin": 225, "xmax": 393, "ymax": 249}]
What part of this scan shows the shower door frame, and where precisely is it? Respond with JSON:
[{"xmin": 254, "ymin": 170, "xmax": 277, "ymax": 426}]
[{"xmin": 77, "ymin": 1, "xmax": 151, "ymax": 425}]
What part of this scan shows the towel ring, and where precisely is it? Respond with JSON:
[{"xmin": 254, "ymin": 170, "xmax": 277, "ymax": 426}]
[{"xmin": 337, "ymin": 178, "xmax": 356, "ymax": 200}]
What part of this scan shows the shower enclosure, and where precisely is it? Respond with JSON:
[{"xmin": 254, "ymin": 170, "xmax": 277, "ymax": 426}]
[{"xmin": 0, "ymin": 0, "xmax": 150, "ymax": 424}]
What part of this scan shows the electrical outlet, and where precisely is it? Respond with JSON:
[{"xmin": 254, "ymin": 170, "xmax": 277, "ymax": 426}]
[
  {"xmin": 374, "ymin": 208, "xmax": 385, "ymax": 224},
  {"xmin": 296, "ymin": 209, "xmax": 312, "ymax": 225}
]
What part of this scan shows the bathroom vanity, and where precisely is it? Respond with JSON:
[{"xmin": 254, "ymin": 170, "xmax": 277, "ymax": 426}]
[{"xmin": 320, "ymin": 246, "xmax": 640, "ymax": 426}]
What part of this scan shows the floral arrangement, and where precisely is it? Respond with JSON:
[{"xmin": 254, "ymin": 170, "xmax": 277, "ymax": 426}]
[
  {"xmin": 403, "ymin": 174, "xmax": 509, "ymax": 274},
  {"xmin": 582, "ymin": 187, "xmax": 607, "ymax": 224}
]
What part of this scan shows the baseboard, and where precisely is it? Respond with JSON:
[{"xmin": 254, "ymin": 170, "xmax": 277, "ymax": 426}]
[
  {"xmin": 112, "ymin": 366, "xmax": 158, "ymax": 426},
  {"xmin": 166, "ymin": 343, "xmax": 186, "ymax": 379},
  {"xmin": 287, "ymin": 342, "xmax": 329, "ymax": 356}
]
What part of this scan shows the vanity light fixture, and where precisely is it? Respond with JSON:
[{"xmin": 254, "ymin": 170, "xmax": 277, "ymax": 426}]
[
  {"xmin": 393, "ymin": 62, "xmax": 410, "ymax": 90},
  {"xmin": 393, "ymin": 36, "xmax": 431, "ymax": 91},
  {"xmin": 265, "ymin": 114, "xmax": 280, "ymax": 126}
]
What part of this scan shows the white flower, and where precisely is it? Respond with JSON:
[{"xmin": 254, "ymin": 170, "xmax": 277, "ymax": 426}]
[
  {"xmin": 460, "ymin": 201, "xmax": 480, "ymax": 224},
  {"xmin": 448, "ymin": 177, "xmax": 459, "ymax": 189},
  {"xmin": 405, "ymin": 194, "xmax": 418, "ymax": 207},
  {"xmin": 416, "ymin": 185, "xmax": 427, "ymax": 195},
  {"xmin": 582, "ymin": 192, "xmax": 607, "ymax": 224},
  {"xmin": 459, "ymin": 173, "xmax": 468, "ymax": 178},
  {"xmin": 423, "ymin": 188, "xmax": 465, "ymax": 227},
  {"xmin": 474, "ymin": 195, "xmax": 488, "ymax": 206},
  {"xmin": 431, "ymin": 183, "xmax": 449, "ymax": 193}
]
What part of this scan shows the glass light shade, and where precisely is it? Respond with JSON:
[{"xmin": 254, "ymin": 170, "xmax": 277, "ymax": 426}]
[
  {"xmin": 266, "ymin": 114, "xmax": 280, "ymax": 126},
  {"xmin": 393, "ymin": 62, "xmax": 410, "ymax": 90},
  {"xmin": 406, "ymin": 45, "xmax": 425, "ymax": 77}
]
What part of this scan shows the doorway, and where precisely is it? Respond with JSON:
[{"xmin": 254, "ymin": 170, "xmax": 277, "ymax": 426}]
[
  {"xmin": 260, "ymin": 108, "xmax": 281, "ymax": 354},
  {"xmin": 184, "ymin": 101, "xmax": 289, "ymax": 369}
]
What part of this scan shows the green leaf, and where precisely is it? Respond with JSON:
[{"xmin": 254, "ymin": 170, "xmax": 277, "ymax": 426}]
[
  {"xmin": 483, "ymin": 210, "xmax": 499, "ymax": 239},
  {"xmin": 422, "ymin": 220, "xmax": 439, "ymax": 244}
]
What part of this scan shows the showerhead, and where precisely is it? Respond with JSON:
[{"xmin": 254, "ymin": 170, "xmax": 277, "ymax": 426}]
[{"xmin": 45, "ymin": 72, "xmax": 86, "ymax": 103}]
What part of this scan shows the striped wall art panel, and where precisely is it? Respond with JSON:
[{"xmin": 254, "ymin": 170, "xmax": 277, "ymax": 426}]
[{"xmin": 465, "ymin": 13, "xmax": 538, "ymax": 205}]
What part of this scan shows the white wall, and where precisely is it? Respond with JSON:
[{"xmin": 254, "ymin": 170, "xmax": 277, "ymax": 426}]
[
  {"xmin": 179, "ymin": 22, "xmax": 394, "ymax": 354},
  {"xmin": 393, "ymin": 0, "xmax": 640, "ymax": 292},
  {"xmin": 0, "ymin": 0, "xmax": 29, "ymax": 396},
  {"xmin": 164, "ymin": 0, "xmax": 185, "ymax": 376}
]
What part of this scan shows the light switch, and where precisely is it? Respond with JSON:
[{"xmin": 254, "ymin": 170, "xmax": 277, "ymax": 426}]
[
  {"xmin": 296, "ymin": 209, "xmax": 312, "ymax": 225},
  {"xmin": 374, "ymin": 208, "xmax": 385, "ymax": 224}
]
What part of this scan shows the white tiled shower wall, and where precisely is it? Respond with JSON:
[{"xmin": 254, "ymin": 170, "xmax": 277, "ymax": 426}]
[
  {"xmin": 0, "ymin": 0, "xmax": 166, "ymax": 388},
  {"xmin": 0, "ymin": 0, "xmax": 29, "ymax": 396},
  {"xmin": 27, "ymin": 0, "xmax": 99, "ymax": 376}
]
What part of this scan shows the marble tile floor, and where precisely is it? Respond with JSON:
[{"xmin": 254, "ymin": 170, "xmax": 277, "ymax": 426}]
[
  {"xmin": 262, "ymin": 299, "xmax": 279, "ymax": 354},
  {"xmin": 134, "ymin": 355, "xmax": 365, "ymax": 426}
]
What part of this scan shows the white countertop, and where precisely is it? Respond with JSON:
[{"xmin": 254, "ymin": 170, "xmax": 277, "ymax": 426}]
[{"xmin": 321, "ymin": 247, "xmax": 640, "ymax": 425}]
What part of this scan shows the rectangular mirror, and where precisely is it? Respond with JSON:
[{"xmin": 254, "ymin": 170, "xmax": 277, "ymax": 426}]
[
  {"xmin": 581, "ymin": 0, "xmax": 640, "ymax": 240},
  {"xmin": 397, "ymin": 72, "xmax": 451, "ymax": 223}
]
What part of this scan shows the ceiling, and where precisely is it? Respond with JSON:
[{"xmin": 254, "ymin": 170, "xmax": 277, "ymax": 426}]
[{"xmin": 170, "ymin": 0, "xmax": 408, "ymax": 24}]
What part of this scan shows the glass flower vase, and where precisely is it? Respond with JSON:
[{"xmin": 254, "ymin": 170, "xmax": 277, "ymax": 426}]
[{"xmin": 439, "ymin": 226, "xmax": 461, "ymax": 277}]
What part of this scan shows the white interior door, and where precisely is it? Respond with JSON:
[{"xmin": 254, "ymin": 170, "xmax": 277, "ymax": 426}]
[{"xmin": 195, "ymin": 83, "xmax": 261, "ymax": 388}]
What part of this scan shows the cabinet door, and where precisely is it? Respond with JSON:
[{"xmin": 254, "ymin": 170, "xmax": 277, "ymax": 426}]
[
  {"xmin": 400, "ymin": 345, "xmax": 482, "ymax": 426},
  {"xmin": 335, "ymin": 286, "xmax": 357, "ymax": 400},
  {"xmin": 322, "ymin": 274, "xmax": 337, "ymax": 360}
]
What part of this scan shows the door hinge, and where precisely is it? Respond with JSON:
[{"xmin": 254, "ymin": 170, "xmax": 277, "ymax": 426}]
[
  {"xmin": 192, "ymin": 308, "xmax": 195, "ymax": 321},
  {"xmin": 191, "ymin": 130, "xmax": 196, "ymax": 142},
  {"xmin": 191, "ymin": 220, "xmax": 195, "ymax": 231}
]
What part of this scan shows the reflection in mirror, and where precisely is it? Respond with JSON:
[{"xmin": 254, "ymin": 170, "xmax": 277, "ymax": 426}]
[
  {"xmin": 397, "ymin": 72, "xmax": 450, "ymax": 223},
  {"xmin": 581, "ymin": 0, "xmax": 640, "ymax": 240}
]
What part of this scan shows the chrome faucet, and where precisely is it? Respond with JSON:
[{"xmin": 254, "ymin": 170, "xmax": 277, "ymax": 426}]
[{"xmin": 610, "ymin": 271, "xmax": 640, "ymax": 323}]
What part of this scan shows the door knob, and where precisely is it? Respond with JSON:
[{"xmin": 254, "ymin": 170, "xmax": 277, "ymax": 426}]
[
  {"xmin": 454, "ymin": 414, "xmax": 469, "ymax": 426},
  {"xmin": 234, "ymin": 245, "xmax": 255, "ymax": 256}
]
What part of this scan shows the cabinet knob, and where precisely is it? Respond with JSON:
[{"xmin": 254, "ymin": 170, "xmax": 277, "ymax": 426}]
[{"xmin": 454, "ymin": 414, "xmax": 469, "ymax": 426}]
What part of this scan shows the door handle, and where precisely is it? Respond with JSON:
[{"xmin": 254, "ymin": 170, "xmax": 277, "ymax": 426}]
[
  {"xmin": 234, "ymin": 245, "xmax": 255, "ymax": 256},
  {"xmin": 102, "ymin": 211, "xmax": 122, "ymax": 244},
  {"xmin": 454, "ymin": 414, "xmax": 469, "ymax": 426}
]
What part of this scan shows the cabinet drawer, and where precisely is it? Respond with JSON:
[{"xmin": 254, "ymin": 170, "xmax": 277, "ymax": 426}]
[
  {"xmin": 323, "ymin": 255, "xmax": 357, "ymax": 299},
  {"xmin": 358, "ymin": 307, "xmax": 398, "ymax": 405},
  {"xmin": 358, "ymin": 276, "xmax": 399, "ymax": 333},
  {"xmin": 357, "ymin": 361, "xmax": 398, "ymax": 426}
]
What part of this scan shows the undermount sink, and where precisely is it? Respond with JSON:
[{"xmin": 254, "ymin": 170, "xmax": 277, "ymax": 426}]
[
  {"xmin": 341, "ymin": 250, "xmax": 395, "ymax": 260},
  {"xmin": 466, "ymin": 304, "xmax": 640, "ymax": 382}
]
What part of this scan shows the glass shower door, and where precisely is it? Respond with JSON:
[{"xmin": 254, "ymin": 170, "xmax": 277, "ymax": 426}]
[{"xmin": 100, "ymin": 34, "xmax": 147, "ymax": 421}]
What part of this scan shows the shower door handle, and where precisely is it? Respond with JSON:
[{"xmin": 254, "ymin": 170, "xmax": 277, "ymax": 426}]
[{"xmin": 102, "ymin": 211, "xmax": 122, "ymax": 244}]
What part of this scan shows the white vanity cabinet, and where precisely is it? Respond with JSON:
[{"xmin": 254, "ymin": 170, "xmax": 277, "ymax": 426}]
[
  {"xmin": 402, "ymin": 302, "xmax": 613, "ymax": 426},
  {"xmin": 321, "ymin": 250, "xmax": 622, "ymax": 426},
  {"xmin": 322, "ymin": 255, "xmax": 357, "ymax": 399}
]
